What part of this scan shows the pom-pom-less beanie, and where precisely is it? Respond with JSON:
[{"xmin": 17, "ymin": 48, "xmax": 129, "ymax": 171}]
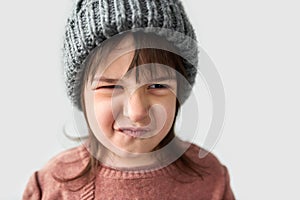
[{"xmin": 63, "ymin": 0, "xmax": 198, "ymax": 111}]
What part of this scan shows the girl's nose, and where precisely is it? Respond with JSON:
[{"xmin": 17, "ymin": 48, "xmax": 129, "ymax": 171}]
[{"xmin": 124, "ymin": 88, "xmax": 150, "ymax": 124}]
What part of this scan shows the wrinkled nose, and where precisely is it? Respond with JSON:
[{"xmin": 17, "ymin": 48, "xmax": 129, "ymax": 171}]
[{"xmin": 124, "ymin": 88, "xmax": 150, "ymax": 124}]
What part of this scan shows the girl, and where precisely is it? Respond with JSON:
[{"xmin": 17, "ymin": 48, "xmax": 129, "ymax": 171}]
[{"xmin": 23, "ymin": 0, "xmax": 235, "ymax": 199}]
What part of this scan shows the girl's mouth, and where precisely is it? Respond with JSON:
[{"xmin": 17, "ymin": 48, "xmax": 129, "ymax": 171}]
[{"xmin": 117, "ymin": 127, "xmax": 150, "ymax": 138}]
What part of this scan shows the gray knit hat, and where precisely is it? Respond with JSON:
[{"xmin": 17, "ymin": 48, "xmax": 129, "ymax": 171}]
[{"xmin": 63, "ymin": 0, "xmax": 198, "ymax": 111}]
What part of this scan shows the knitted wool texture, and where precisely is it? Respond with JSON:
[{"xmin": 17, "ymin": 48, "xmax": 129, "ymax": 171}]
[{"xmin": 63, "ymin": 0, "xmax": 198, "ymax": 111}]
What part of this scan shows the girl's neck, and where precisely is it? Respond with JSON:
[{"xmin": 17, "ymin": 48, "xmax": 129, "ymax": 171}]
[
  {"xmin": 99, "ymin": 149, "xmax": 162, "ymax": 171},
  {"xmin": 88, "ymin": 137, "xmax": 189, "ymax": 171}
]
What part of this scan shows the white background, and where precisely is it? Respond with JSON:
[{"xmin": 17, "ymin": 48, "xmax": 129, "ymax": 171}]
[{"xmin": 0, "ymin": 0, "xmax": 299, "ymax": 199}]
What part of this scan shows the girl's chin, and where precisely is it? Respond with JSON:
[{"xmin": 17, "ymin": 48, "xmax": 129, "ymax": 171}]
[
  {"xmin": 95, "ymin": 129, "xmax": 160, "ymax": 155},
  {"xmin": 101, "ymin": 132, "xmax": 143, "ymax": 153}
]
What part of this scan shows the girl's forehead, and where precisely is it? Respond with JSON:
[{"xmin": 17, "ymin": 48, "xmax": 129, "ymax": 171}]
[
  {"xmin": 93, "ymin": 34, "xmax": 136, "ymax": 74},
  {"xmin": 93, "ymin": 50, "xmax": 135, "ymax": 79},
  {"xmin": 88, "ymin": 33, "xmax": 180, "ymax": 85}
]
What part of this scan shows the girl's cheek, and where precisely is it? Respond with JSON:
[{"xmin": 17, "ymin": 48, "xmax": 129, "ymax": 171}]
[{"xmin": 94, "ymin": 105, "xmax": 115, "ymax": 135}]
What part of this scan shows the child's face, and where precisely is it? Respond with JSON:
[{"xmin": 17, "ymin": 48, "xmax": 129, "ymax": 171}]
[{"xmin": 84, "ymin": 35, "xmax": 178, "ymax": 155}]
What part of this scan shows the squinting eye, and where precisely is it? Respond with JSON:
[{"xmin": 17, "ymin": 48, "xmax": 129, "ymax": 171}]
[
  {"xmin": 148, "ymin": 84, "xmax": 168, "ymax": 89},
  {"xmin": 97, "ymin": 85, "xmax": 123, "ymax": 89}
]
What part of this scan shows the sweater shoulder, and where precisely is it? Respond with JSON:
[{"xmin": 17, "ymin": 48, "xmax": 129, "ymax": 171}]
[
  {"xmin": 23, "ymin": 145, "xmax": 90, "ymax": 199},
  {"xmin": 38, "ymin": 145, "xmax": 90, "ymax": 186},
  {"xmin": 185, "ymin": 143, "xmax": 235, "ymax": 199},
  {"xmin": 46, "ymin": 145, "xmax": 88, "ymax": 165},
  {"xmin": 184, "ymin": 142, "xmax": 226, "ymax": 176}
]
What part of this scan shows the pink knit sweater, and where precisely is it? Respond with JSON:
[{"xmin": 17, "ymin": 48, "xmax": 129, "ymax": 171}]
[{"xmin": 23, "ymin": 143, "xmax": 235, "ymax": 200}]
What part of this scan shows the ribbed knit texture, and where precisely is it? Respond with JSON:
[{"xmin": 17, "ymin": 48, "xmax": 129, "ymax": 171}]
[
  {"xmin": 63, "ymin": 0, "xmax": 198, "ymax": 111},
  {"xmin": 23, "ymin": 142, "xmax": 235, "ymax": 199}
]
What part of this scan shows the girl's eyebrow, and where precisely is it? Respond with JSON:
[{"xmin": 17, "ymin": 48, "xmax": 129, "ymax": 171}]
[
  {"xmin": 93, "ymin": 76, "xmax": 121, "ymax": 83},
  {"xmin": 149, "ymin": 76, "xmax": 177, "ymax": 82},
  {"xmin": 92, "ymin": 75, "xmax": 177, "ymax": 84}
]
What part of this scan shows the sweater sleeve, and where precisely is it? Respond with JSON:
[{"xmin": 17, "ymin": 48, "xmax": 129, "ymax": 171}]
[
  {"xmin": 22, "ymin": 171, "xmax": 42, "ymax": 200},
  {"xmin": 222, "ymin": 166, "xmax": 235, "ymax": 200}
]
